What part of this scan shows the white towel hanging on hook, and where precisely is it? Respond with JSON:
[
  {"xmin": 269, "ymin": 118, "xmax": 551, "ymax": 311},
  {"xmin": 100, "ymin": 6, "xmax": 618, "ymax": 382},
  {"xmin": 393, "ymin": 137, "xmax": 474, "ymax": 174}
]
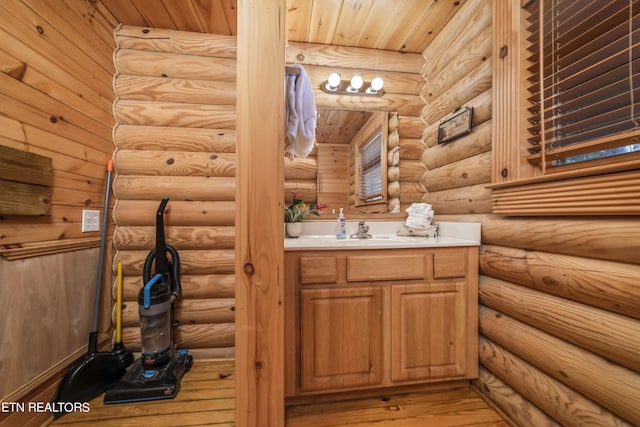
[{"xmin": 285, "ymin": 64, "xmax": 316, "ymax": 159}]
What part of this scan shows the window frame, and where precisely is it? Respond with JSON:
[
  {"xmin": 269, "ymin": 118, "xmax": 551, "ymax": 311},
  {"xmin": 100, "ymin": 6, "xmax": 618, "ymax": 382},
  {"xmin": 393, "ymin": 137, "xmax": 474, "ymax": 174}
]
[
  {"xmin": 357, "ymin": 130, "xmax": 384, "ymax": 204},
  {"xmin": 490, "ymin": 0, "xmax": 640, "ymax": 216},
  {"xmin": 353, "ymin": 112, "xmax": 388, "ymax": 209}
]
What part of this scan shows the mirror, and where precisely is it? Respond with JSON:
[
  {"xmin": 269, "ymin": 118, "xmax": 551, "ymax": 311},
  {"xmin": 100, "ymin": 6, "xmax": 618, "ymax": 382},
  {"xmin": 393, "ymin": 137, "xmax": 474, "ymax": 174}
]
[{"xmin": 284, "ymin": 109, "xmax": 400, "ymax": 219}]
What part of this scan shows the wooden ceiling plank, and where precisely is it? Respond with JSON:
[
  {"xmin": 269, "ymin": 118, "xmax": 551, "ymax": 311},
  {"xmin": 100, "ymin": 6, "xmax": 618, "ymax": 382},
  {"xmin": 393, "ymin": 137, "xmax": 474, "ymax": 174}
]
[
  {"xmin": 317, "ymin": 109, "xmax": 372, "ymax": 144},
  {"xmin": 384, "ymin": 0, "xmax": 436, "ymax": 52},
  {"xmin": 354, "ymin": 0, "xmax": 401, "ymax": 50},
  {"xmin": 130, "ymin": 0, "xmax": 176, "ymax": 29},
  {"xmin": 402, "ymin": 0, "xmax": 467, "ymax": 53},
  {"xmin": 161, "ymin": 0, "xmax": 205, "ymax": 33},
  {"xmin": 331, "ymin": 0, "xmax": 375, "ymax": 46},
  {"xmin": 61, "ymin": 0, "xmax": 117, "ymax": 50},
  {"xmin": 101, "ymin": 0, "xmax": 147, "ymax": 27},
  {"xmin": 221, "ymin": 0, "xmax": 237, "ymax": 36},
  {"xmin": 92, "ymin": 0, "xmax": 121, "ymax": 28},
  {"xmin": 192, "ymin": 0, "xmax": 232, "ymax": 35},
  {"xmin": 377, "ymin": 0, "xmax": 433, "ymax": 52},
  {"xmin": 308, "ymin": 0, "xmax": 343, "ymax": 45},
  {"xmin": 286, "ymin": 0, "xmax": 313, "ymax": 44}
]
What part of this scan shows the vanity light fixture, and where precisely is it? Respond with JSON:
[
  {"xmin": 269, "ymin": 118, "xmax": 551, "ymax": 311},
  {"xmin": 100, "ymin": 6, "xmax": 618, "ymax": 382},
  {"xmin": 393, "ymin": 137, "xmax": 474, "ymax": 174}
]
[{"xmin": 320, "ymin": 74, "xmax": 384, "ymax": 97}]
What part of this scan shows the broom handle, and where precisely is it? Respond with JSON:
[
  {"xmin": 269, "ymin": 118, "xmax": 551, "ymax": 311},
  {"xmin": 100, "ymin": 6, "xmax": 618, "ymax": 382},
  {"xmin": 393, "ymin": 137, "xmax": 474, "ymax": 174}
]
[
  {"xmin": 116, "ymin": 261, "xmax": 123, "ymax": 344},
  {"xmin": 89, "ymin": 159, "xmax": 113, "ymax": 353}
]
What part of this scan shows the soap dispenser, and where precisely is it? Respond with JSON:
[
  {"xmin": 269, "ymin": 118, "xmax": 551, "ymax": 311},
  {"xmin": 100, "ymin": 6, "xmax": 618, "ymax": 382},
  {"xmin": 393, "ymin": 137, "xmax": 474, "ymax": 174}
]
[{"xmin": 336, "ymin": 208, "xmax": 346, "ymax": 239}]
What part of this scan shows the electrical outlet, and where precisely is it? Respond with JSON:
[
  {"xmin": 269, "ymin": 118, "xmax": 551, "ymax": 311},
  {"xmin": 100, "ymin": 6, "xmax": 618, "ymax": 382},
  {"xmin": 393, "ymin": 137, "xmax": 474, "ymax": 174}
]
[{"xmin": 82, "ymin": 209, "xmax": 101, "ymax": 232}]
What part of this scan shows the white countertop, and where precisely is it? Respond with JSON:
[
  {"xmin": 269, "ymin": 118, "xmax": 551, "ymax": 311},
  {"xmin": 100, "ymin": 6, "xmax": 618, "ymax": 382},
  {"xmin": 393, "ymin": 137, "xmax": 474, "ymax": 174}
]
[{"xmin": 284, "ymin": 221, "xmax": 480, "ymax": 251}]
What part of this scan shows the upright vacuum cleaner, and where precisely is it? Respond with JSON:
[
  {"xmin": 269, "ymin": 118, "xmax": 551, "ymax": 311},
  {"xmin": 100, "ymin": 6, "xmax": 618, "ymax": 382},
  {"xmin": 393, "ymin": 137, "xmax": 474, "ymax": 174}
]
[{"xmin": 104, "ymin": 197, "xmax": 193, "ymax": 404}]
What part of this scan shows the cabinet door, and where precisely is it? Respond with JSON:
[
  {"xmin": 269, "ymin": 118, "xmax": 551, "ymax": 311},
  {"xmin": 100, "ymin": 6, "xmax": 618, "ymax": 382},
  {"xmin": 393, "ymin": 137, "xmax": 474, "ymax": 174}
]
[
  {"xmin": 300, "ymin": 286, "xmax": 384, "ymax": 392},
  {"xmin": 390, "ymin": 282, "xmax": 467, "ymax": 382}
]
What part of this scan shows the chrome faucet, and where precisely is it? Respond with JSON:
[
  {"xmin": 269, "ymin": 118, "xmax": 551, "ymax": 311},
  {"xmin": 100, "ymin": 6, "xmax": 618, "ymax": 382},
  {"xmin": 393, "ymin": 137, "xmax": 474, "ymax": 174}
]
[{"xmin": 350, "ymin": 220, "xmax": 372, "ymax": 239}]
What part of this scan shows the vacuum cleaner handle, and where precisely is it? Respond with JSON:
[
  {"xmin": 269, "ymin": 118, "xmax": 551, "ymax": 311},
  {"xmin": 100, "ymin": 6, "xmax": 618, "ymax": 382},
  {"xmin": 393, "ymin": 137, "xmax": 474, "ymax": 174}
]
[
  {"xmin": 154, "ymin": 197, "xmax": 170, "ymax": 276},
  {"xmin": 142, "ymin": 197, "xmax": 182, "ymax": 300}
]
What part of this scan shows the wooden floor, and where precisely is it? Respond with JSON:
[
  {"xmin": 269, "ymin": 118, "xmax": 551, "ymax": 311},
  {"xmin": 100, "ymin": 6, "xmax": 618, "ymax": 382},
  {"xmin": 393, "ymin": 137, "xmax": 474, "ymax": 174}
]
[
  {"xmin": 50, "ymin": 359, "xmax": 235, "ymax": 427},
  {"xmin": 50, "ymin": 360, "xmax": 509, "ymax": 427}
]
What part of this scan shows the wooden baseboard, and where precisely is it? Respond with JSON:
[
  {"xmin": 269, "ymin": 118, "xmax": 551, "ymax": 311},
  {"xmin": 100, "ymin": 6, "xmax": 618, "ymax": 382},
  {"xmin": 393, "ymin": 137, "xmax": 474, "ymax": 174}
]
[
  {"xmin": 0, "ymin": 333, "xmax": 110, "ymax": 427},
  {"xmin": 285, "ymin": 380, "xmax": 470, "ymax": 407}
]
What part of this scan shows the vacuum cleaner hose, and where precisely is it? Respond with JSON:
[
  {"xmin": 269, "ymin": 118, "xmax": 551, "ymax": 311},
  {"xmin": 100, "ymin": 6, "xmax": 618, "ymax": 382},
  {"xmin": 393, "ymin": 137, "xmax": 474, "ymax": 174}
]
[{"xmin": 142, "ymin": 245, "xmax": 181, "ymax": 299}]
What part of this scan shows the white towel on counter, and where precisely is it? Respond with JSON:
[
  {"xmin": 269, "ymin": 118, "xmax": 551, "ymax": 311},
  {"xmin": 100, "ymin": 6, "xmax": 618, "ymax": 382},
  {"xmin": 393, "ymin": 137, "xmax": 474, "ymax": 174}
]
[
  {"xmin": 285, "ymin": 64, "xmax": 316, "ymax": 159},
  {"xmin": 398, "ymin": 203, "xmax": 437, "ymax": 238},
  {"xmin": 404, "ymin": 203, "xmax": 434, "ymax": 228}
]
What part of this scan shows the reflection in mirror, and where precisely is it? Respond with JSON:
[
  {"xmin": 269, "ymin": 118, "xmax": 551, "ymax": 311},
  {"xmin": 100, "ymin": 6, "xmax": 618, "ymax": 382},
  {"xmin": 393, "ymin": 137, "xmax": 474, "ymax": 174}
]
[
  {"xmin": 315, "ymin": 109, "xmax": 399, "ymax": 217},
  {"xmin": 316, "ymin": 109, "xmax": 370, "ymax": 216},
  {"xmin": 284, "ymin": 109, "xmax": 400, "ymax": 220}
]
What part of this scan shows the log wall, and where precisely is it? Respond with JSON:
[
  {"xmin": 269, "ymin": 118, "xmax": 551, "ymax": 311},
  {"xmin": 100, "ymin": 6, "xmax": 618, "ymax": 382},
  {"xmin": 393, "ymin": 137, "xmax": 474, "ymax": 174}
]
[
  {"xmin": 112, "ymin": 26, "xmax": 237, "ymax": 359},
  {"xmin": 428, "ymin": 2, "xmax": 640, "ymax": 426},
  {"xmin": 420, "ymin": 0, "xmax": 493, "ymax": 215},
  {"xmin": 284, "ymin": 42, "xmax": 426, "ymax": 216},
  {"xmin": 0, "ymin": 0, "xmax": 117, "ymax": 415}
]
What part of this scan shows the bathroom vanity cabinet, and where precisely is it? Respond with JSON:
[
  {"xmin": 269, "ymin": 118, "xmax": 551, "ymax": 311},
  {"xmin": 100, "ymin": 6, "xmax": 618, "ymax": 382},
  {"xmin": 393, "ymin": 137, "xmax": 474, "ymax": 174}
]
[{"xmin": 284, "ymin": 246, "xmax": 478, "ymax": 397}]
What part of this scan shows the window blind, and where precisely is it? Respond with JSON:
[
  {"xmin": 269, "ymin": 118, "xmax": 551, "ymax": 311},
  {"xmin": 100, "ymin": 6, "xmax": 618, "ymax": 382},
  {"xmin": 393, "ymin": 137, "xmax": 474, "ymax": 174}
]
[
  {"xmin": 524, "ymin": 0, "xmax": 640, "ymax": 170},
  {"xmin": 358, "ymin": 132, "xmax": 383, "ymax": 202}
]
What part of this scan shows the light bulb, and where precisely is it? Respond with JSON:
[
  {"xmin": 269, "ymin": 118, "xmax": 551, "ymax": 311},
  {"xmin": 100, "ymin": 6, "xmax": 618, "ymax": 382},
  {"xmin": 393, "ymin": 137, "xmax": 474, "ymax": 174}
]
[
  {"xmin": 349, "ymin": 75, "xmax": 364, "ymax": 91},
  {"xmin": 366, "ymin": 77, "xmax": 384, "ymax": 94},
  {"xmin": 370, "ymin": 77, "xmax": 384, "ymax": 91},
  {"xmin": 326, "ymin": 73, "xmax": 341, "ymax": 91}
]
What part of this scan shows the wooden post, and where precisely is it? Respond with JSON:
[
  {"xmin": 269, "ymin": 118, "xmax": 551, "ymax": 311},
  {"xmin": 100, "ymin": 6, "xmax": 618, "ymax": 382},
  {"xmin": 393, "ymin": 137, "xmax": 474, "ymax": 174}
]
[
  {"xmin": 236, "ymin": 1, "xmax": 285, "ymax": 426},
  {"xmin": 492, "ymin": 0, "xmax": 523, "ymax": 183}
]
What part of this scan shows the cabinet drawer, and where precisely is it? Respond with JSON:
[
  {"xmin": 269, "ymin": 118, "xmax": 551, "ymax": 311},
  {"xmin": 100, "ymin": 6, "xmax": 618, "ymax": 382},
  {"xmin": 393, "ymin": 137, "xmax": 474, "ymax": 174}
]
[
  {"xmin": 299, "ymin": 256, "xmax": 338, "ymax": 284},
  {"xmin": 432, "ymin": 249, "xmax": 467, "ymax": 279},
  {"xmin": 347, "ymin": 254, "xmax": 424, "ymax": 282}
]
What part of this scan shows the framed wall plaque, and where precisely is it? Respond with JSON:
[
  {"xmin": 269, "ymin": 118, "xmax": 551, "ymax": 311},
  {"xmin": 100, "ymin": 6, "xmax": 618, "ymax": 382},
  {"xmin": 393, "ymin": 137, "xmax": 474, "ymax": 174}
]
[{"xmin": 437, "ymin": 107, "xmax": 473, "ymax": 144}]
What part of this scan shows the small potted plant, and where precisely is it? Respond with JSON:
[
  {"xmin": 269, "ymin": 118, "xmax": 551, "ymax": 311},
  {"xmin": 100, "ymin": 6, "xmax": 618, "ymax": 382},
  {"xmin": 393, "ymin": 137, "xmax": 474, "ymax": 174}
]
[{"xmin": 284, "ymin": 191, "xmax": 328, "ymax": 237}]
